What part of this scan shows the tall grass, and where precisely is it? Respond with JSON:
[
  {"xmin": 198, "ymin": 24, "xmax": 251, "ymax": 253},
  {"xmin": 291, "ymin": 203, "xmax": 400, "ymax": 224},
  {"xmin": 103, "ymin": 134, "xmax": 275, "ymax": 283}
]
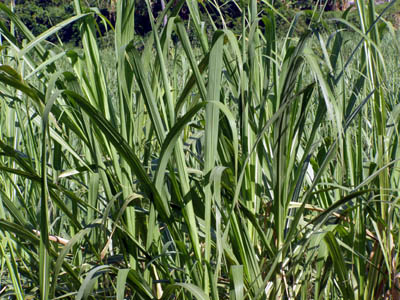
[{"xmin": 0, "ymin": 0, "xmax": 399, "ymax": 299}]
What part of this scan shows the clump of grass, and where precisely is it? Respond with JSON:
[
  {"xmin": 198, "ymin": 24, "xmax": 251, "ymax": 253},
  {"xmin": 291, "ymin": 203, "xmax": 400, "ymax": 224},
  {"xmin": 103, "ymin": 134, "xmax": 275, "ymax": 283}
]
[{"xmin": 0, "ymin": 0, "xmax": 399, "ymax": 299}]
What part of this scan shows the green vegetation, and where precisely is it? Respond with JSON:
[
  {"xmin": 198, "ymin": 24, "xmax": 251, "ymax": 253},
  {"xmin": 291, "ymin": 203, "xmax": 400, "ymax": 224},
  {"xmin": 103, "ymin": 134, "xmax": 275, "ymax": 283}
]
[{"xmin": 1, "ymin": 0, "xmax": 400, "ymax": 299}]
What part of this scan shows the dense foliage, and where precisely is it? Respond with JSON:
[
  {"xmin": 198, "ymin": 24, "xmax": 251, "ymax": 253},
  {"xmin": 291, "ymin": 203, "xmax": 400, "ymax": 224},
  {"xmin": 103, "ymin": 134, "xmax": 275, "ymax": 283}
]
[
  {"xmin": 3, "ymin": 0, "xmax": 389, "ymax": 45},
  {"xmin": 1, "ymin": 0, "xmax": 400, "ymax": 299}
]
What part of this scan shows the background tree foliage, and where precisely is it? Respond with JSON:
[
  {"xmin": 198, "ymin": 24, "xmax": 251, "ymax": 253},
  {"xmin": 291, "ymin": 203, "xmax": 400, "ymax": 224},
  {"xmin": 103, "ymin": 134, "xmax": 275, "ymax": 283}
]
[
  {"xmin": 1, "ymin": 0, "xmax": 396, "ymax": 46},
  {"xmin": 1, "ymin": 0, "xmax": 345, "ymax": 45}
]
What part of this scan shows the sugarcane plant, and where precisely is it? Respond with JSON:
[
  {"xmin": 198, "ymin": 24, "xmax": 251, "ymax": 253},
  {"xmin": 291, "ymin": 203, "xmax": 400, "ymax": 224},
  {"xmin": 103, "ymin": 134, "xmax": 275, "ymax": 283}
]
[{"xmin": 0, "ymin": 0, "xmax": 399, "ymax": 299}]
